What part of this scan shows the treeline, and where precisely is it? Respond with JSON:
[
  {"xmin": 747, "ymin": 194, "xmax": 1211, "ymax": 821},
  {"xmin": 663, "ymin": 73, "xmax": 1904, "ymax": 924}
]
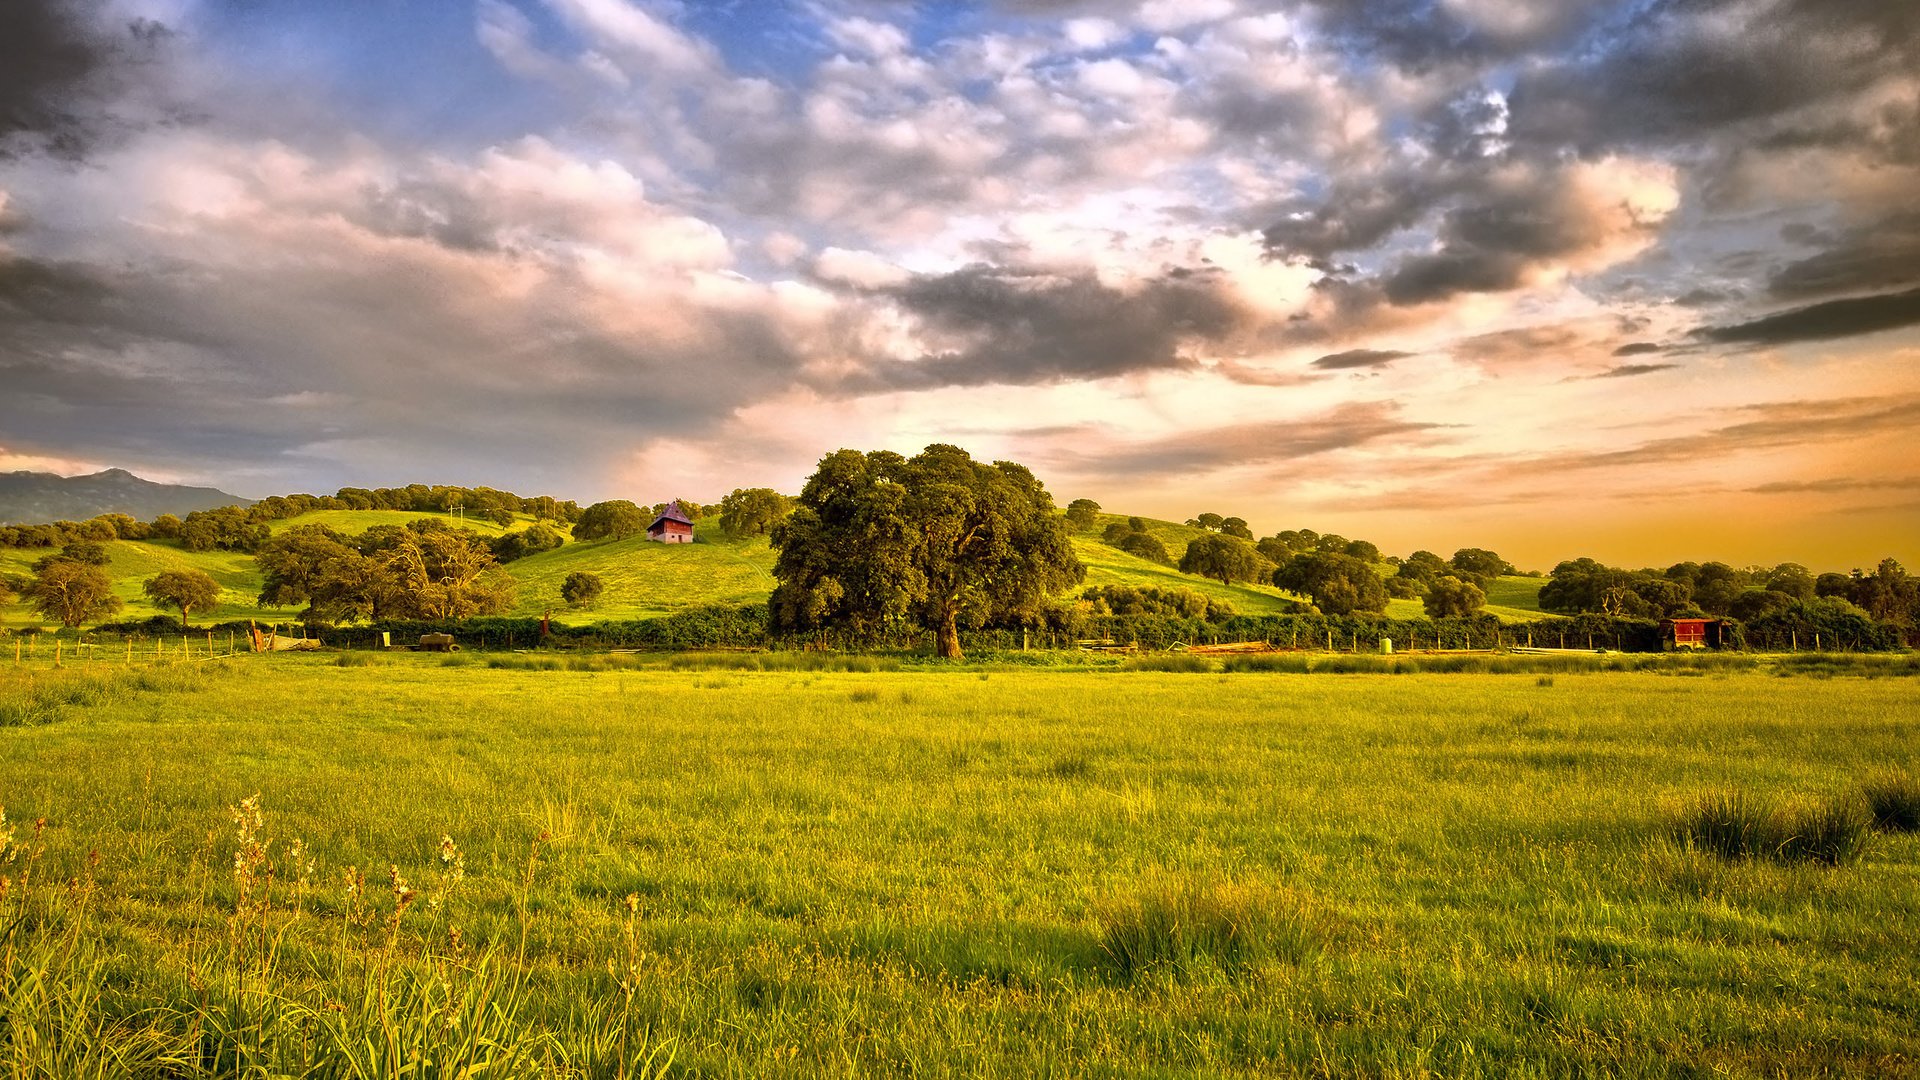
[
  {"xmin": 0, "ymin": 485, "xmax": 581, "ymax": 553},
  {"xmin": 65, "ymin": 601, "xmax": 1896, "ymax": 653},
  {"xmin": 1539, "ymin": 557, "xmax": 1918, "ymax": 629}
]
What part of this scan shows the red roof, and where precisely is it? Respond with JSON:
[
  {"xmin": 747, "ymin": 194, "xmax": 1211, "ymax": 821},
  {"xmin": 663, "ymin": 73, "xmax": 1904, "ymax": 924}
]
[{"xmin": 648, "ymin": 500, "xmax": 694, "ymax": 529}]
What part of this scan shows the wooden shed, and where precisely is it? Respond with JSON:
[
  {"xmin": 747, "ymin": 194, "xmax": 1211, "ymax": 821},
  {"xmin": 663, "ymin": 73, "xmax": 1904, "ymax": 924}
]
[
  {"xmin": 646, "ymin": 500, "xmax": 694, "ymax": 543},
  {"xmin": 1661, "ymin": 618, "xmax": 1728, "ymax": 650}
]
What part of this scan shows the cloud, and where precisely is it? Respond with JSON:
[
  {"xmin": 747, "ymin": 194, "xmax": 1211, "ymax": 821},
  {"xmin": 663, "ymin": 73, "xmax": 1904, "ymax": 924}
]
[
  {"xmin": 1696, "ymin": 287, "xmax": 1920, "ymax": 346},
  {"xmin": 1312, "ymin": 348, "xmax": 1411, "ymax": 370},
  {"xmin": 1610, "ymin": 342, "xmax": 1662, "ymax": 357},
  {"xmin": 1506, "ymin": 395, "xmax": 1920, "ymax": 475},
  {"xmin": 1042, "ymin": 401, "xmax": 1443, "ymax": 480},
  {"xmin": 1506, "ymin": 0, "xmax": 1918, "ymax": 156},
  {"xmin": 841, "ymin": 262, "xmax": 1246, "ymax": 391},
  {"xmin": 1766, "ymin": 212, "xmax": 1920, "ymax": 300},
  {"xmin": 1379, "ymin": 157, "xmax": 1677, "ymax": 305},
  {"xmin": 0, "ymin": 1, "xmax": 174, "ymax": 158},
  {"xmin": 1588, "ymin": 363, "xmax": 1678, "ymax": 379},
  {"xmin": 1745, "ymin": 476, "xmax": 1920, "ymax": 495}
]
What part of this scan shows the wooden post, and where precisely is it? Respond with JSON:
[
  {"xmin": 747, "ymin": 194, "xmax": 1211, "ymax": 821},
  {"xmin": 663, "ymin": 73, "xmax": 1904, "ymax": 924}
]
[
  {"xmin": 55, "ymin": 640, "xmax": 62, "ymax": 667},
  {"xmin": 1351, "ymin": 630, "xmax": 1357, "ymax": 653},
  {"xmin": 1791, "ymin": 630, "xmax": 1797, "ymax": 651},
  {"xmin": 1587, "ymin": 633, "xmax": 1594, "ymax": 650},
  {"xmin": 126, "ymin": 638, "xmax": 132, "ymax": 668},
  {"xmin": 1814, "ymin": 632, "xmax": 1821, "ymax": 651},
  {"xmin": 1326, "ymin": 629, "xmax": 1333, "ymax": 652},
  {"xmin": 13, "ymin": 639, "xmax": 18, "ymax": 665},
  {"xmin": 207, "ymin": 630, "xmax": 214, "ymax": 654},
  {"xmin": 156, "ymin": 639, "xmax": 163, "ymax": 663}
]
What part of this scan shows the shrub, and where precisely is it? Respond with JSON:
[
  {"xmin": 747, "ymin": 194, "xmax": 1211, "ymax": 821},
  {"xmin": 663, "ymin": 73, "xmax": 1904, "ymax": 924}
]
[
  {"xmin": 1676, "ymin": 792, "xmax": 1871, "ymax": 865},
  {"xmin": 1863, "ymin": 773, "xmax": 1920, "ymax": 832},
  {"xmin": 1097, "ymin": 881, "xmax": 1316, "ymax": 982}
]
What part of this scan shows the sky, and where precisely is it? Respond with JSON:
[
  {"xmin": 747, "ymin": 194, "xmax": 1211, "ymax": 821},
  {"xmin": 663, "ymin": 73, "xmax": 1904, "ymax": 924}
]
[{"xmin": 0, "ymin": 0, "xmax": 1916, "ymax": 571}]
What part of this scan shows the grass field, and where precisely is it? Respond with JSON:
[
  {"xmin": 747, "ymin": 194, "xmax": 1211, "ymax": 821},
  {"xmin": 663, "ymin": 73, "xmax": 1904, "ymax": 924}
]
[{"xmin": 1, "ymin": 656, "xmax": 1915, "ymax": 1075}]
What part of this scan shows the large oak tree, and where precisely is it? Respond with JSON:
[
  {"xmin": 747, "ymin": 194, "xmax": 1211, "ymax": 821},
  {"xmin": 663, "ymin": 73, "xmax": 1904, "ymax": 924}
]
[{"xmin": 770, "ymin": 445, "xmax": 1083, "ymax": 658}]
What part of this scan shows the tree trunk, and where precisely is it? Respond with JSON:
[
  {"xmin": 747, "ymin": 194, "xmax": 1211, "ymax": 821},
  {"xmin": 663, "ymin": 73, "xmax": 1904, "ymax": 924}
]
[{"xmin": 935, "ymin": 609, "xmax": 963, "ymax": 659}]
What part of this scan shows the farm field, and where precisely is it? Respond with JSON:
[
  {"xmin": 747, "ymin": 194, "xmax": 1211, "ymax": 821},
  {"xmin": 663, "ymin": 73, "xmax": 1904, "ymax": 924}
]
[{"xmin": 1, "ymin": 656, "xmax": 1915, "ymax": 1076}]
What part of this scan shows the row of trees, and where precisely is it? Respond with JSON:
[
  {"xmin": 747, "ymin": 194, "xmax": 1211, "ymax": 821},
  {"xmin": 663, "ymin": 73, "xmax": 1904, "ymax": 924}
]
[
  {"xmin": 1538, "ymin": 557, "xmax": 1917, "ymax": 626},
  {"xmin": 0, "ymin": 484, "xmax": 581, "ymax": 552}
]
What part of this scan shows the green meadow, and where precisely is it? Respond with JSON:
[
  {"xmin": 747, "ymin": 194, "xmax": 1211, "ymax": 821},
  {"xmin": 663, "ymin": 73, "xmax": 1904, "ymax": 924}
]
[
  {"xmin": 1, "ymin": 654, "xmax": 1916, "ymax": 1076},
  {"xmin": 7, "ymin": 508, "xmax": 1541, "ymax": 629}
]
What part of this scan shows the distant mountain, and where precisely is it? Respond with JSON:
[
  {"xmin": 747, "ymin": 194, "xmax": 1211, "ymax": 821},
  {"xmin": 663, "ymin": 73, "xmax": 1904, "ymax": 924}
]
[{"xmin": 0, "ymin": 469, "xmax": 251, "ymax": 525}]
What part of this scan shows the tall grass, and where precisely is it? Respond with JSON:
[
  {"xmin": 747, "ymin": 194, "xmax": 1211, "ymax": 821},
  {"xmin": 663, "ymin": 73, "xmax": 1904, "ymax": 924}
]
[
  {"xmin": 1096, "ymin": 880, "xmax": 1317, "ymax": 981},
  {"xmin": 1863, "ymin": 772, "xmax": 1920, "ymax": 832},
  {"xmin": 0, "ymin": 798, "xmax": 675, "ymax": 1077},
  {"xmin": 1674, "ymin": 791, "xmax": 1872, "ymax": 865}
]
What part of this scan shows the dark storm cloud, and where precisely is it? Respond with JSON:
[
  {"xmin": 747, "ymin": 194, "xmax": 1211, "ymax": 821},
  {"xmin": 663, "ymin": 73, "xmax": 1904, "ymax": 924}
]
[
  {"xmin": 0, "ymin": 0, "xmax": 173, "ymax": 157},
  {"xmin": 1312, "ymin": 348, "xmax": 1410, "ymax": 370},
  {"xmin": 1696, "ymin": 287, "xmax": 1920, "ymax": 346},
  {"xmin": 1766, "ymin": 213, "xmax": 1920, "ymax": 301},
  {"xmin": 1044, "ymin": 401, "xmax": 1441, "ymax": 480},
  {"xmin": 1611, "ymin": 342, "xmax": 1662, "ymax": 357},
  {"xmin": 1505, "ymin": 0, "xmax": 1918, "ymax": 155},
  {"xmin": 842, "ymin": 263, "xmax": 1244, "ymax": 391},
  {"xmin": 1300, "ymin": 0, "xmax": 1597, "ymax": 70}
]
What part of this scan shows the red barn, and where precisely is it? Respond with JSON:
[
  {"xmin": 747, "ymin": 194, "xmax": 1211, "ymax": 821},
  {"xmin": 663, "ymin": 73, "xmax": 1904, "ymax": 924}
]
[
  {"xmin": 1661, "ymin": 618, "xmax": 1728, "ymax": 650},
  {"xmin": 646, "ymin": 500, "xmax": 694, "ymax": 543}
]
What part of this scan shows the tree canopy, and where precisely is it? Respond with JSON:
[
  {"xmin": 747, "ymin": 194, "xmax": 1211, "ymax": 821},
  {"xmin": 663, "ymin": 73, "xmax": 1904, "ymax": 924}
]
[
  {"xmin": 1064, "ymin": 498, "xmax": 1101, "ymax": 531},
  {"xmin": 1177, "ymin": 533, "xmax": 1265, "ymax": 587},
  {"xmin": 1422, "ymin": 575, "xmax": 1486, "ymax": 619},
  {"xmin": 770, "ymin": 445, "xmax": 1083, "ymax": 657},
  {"xmin": 717, "ymin": 488, "xmax": 795, "ymax": 538},
  {"xmin": 31, "ymin": 559, "xmax": 122, "ymax": 627},
  {"xmin": 1273, "ymin": 552, "xmax": 1388, "ymax": 616},
  {"xmin": 143, "ymin": 569, "xmax": 223, "ymax": 629},
  {"xmin": 561, "ymin": 571, "xmax": 604, "ymax": 609},
  {"xmin": 254, "ymin": 521, "xmax": 512, "ymax": 623},
  {"xmin": 572, "ymin": 500, "xmax": 648, "ymax": 541}
]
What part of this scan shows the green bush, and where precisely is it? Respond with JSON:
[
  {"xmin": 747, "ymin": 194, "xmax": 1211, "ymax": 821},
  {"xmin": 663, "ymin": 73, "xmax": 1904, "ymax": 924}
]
[
  {"xmin": 1676, "ymin": 791, "xmax": 1871, "ymax": 865},
  {"xmin": 1863, "ymin": 773, "xmax": 1920, "ymax": 832}
]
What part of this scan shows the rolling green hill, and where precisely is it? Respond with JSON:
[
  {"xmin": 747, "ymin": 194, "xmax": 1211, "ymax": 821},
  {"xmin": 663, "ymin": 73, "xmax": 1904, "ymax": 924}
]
[
  {"xmin": 506, "ymin": 526, "xmax": 776, "ymax": 620},
  {"xmin": 1, "ymin": 539, "xmax": 283, "ymax": 628},
  {"xmin": 0, "ymin": 507, "xmax": 1551, "ymax": 631}
]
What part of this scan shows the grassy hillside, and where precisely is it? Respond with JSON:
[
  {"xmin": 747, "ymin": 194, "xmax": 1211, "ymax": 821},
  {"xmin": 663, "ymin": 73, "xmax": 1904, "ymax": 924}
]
[
  {"xmin": 506, "ymin": 521, "xmax": 775, "ymax": 620},
  {"xmin": 1485, "ymin": 574, "xmax": 1545, "ymax": 613},
  {"xmin": 1, "ymin": 539, "xmax": 282, "ymax": 628},
  {"xmin": 0, "ymin": 506, "xmax": 1556, "ymax": 630}
]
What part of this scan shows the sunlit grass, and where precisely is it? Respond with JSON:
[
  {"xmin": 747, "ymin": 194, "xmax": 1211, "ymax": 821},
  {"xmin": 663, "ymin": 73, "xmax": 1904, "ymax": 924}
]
[{"xmin": 0, "ymin": 658, "xmax": 1915, "ymax": 1075}]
